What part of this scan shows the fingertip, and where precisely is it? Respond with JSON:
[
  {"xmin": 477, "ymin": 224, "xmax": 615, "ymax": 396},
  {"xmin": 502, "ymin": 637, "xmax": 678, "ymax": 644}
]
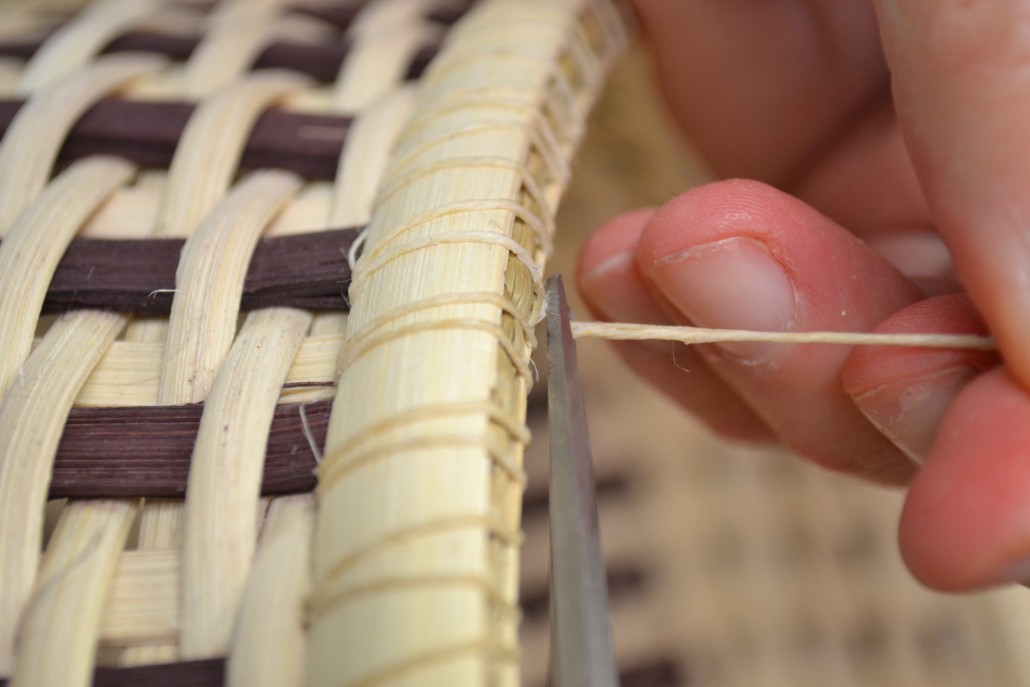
[
  {"xmin": 843, "ymin": 294, "xmax": 995, "ymax": 397},
  {"xmin": 628, "ymin": 180, "xmax": 922, "ymax": 482},
  {"xmin": 634, "ymin": 179, "xmax": 799, "ymax": 268},
  {"xmin": 577, "ymin": 206, "xmax": 656, "ymax": 286},
  {"xmin": 577, "ymin": 207, "xmax": 667, "ymax": 325},
  {"xmin": 984, "ymin": 300, "xmax": 1030, "ymax": 397},
  {"xmin": 843, "ymin": 294, "xmax": 998, "ymax": 464},
  {"xmin": 576, "ymin": 202, "xmax": 776, "ymax": 445},
  {"xmin": 900, "ymin": 368, "xmax": 1030, "ymax": 591},
  {"xmin": 872, "ymin": 0, "xmax": 1030, "ymax": 394}
]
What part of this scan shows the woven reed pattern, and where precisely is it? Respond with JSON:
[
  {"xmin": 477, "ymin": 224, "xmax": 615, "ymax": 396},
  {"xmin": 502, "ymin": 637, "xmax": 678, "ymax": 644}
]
[{"xmin": 0, "ymin": 1, "xmax": 627, "ymax": 686}]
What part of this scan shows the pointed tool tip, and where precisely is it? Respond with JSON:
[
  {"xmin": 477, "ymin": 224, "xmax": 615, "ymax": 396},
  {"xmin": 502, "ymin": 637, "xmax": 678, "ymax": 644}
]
[
  {"xmin": 544, "ymin": 274, "xmax": 564, "ymax": 319},
  {"xmin": 544, "ymin": 273, "xmax": 621, "ymax": 687}
]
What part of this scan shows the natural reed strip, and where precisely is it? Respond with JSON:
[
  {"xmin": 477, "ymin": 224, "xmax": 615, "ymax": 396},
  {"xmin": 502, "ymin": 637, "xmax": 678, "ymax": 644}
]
[
  {"xmin": 180, "ymin": 307, "xmax": 312, "ymax": 657},
  {"xmin": 0, "ymin": 157, "xmax": 133, "ymax": 395},
  {"xmin": 306, "ymin": 1, "xmax": 627, "ymax": 685},
  {"xmin": 227, "ymin": 495, "xmax": 313, "ymax": 687},
  {"xmin": 3, "ymin": 7, "xmax": 330, "ymax": 670},
  {"xmin": 329, "ymin": 88, "xmax": 417, "ymax": 227},
  {"xmin": 0, "ymin": 54, "xmax": 163, "ymax": 234},
  {"xmin": 216, "ymin": 8, "xmax": 436, "ymax": 677},
  {"xmin": 180, "ymin": 3, "xmax": 312, "ymax": 98},
  {"xmin": 157, "ymin": 160, "xmax": 309, "ymax": 658},
  {"xmin": 74, "ymin": 333, "xmax": 338, "ymax": 408},
  {"xmin": 0, "ymin": 99, "xmax": 354, "ymax": 180},
  {"xmin": 11, "ymin": 500, "xmax": 137, "ymax": 687},
  {"xmin": 0, "ymin": 54, "xmax": 159, "ymax": 680},
  {"xmin": 0, "ymin": 33, "xmax": 441, "ymax": 87},
  {"xmin": 121, "ymin": 69, "xmax": 308, "ymax": 666},
  {"xmin": 163, "ymin": 0, "xmax": 395, "ymax": 661},
  {"xmin": 332, "ymin": 20, "xmax": 440, "ymax": 110},
  {"xmin": 0, "ymin": 310, "xmax": 127, "ymax": 675},
  {"xmin": 160, "ymin": 171, "xmax": 301, "ymax": 402},
  {"xmin": 0, "ymin": 5, "xmax": 55, "ymax": 47},
  {"xmin": 180, "ymin": 4, "xmax": 437, "ymax": 658},
  {"xmin": 571, "ymin": 321, "xmax": 998, "ymax": 352},
  {"xmin": 42, "ymin": 226, "xmax": 360, "ymax": 315},
  {"xmin": 147, "ymin": 73, "xmax": 308, "ymax": 246},
  {"xmin": 16, "ymin": 0, "xmax": 158, "ymax": 93},
  {"xmin": 99, "ymin": 549, "xmax": 179, "ymax": 648},
  {"xmin": 345, "ymin": 0, "xmax": 428, "ymax": 35},
  {"xmin": 306, "ymin": 89, "xmax": 418, "ymax": 339}
]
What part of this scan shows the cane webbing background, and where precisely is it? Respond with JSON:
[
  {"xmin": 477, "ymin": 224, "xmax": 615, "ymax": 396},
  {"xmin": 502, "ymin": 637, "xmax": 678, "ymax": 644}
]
[
  {"xmin": 0, "ymin": 1, "xmax": 627, "ymax": 686},
  {"xmin": 2, "ymin": 2, "xmax": 1029, "ymax": 687}
]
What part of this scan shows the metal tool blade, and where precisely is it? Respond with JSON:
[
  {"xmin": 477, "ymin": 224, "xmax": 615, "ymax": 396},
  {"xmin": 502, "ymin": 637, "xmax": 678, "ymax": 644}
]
[{"xmin": 545, "ymin": 275, "xmax": 620, "ymax": 687}]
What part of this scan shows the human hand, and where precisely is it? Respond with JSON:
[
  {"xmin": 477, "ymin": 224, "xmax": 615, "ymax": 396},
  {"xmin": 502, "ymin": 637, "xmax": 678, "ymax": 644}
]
[{"xmin": 578, "ymin": 1, "xmax": 1030, "ymax": 591}]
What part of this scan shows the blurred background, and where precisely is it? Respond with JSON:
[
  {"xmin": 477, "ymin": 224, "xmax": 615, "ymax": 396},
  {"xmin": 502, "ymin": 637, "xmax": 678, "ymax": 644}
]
[{"xmin": 518, "ymin": 44, "xmax": 1030, "ymax": 687}]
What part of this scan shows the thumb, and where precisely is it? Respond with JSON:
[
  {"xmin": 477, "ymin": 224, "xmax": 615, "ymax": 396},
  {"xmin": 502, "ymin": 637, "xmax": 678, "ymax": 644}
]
[{"xmin": 875, "ymin": 1, "xmax": 1030, "ymax": 386}]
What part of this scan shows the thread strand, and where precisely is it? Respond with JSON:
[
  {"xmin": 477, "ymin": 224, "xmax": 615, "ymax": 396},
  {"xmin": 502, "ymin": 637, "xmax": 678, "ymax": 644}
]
[{"xmin": 571, "ymin": 321, "xmax": 997, "ymax": 352}]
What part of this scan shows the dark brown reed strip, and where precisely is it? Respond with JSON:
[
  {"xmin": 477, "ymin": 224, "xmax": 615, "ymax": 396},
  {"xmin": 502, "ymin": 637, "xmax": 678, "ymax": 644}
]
[
  {"xmin": 519, "ymin": 563, "xmax": 650, "ymax": 625},
  {"xmin": 0, "ymin": 33, "xmax": 342, "ymax": 81},
  {"xmin": 7, "ymin": 654, "xmax": 690, "ymax": 687},
  {"xmin": 618, "ymin": 659, "xmax": 687, "ymax": 687},
  {"xmin": 426, "ymin": 2, "xmax": 478, "ymax": 25},
  {"xmin": 0, "ymin": 31, "xmax": 439, "ymax": 84},
  {"xmin": 89, "ymin": 658, "xmax": 225, "ymax": 687},
  {"xmin": 526, "ymin": 658, "xmax": 689, "ymax": 687},
  {"xmin": 521, "ymin": 472, "xmax": 632, "ymax": 524},
  {"xmin": 49, "ymin": 399, "xmax": 329, "ymax": 498},
  {"xmin": 0, "ymin": 99, "xmax": 352, "ymax": 180},
  {"xmin": 0, "ymin": 657, "xmax": 225, "ymax": 687},
  {"xmin": 286, "ymin": 3, "xmax": 367, "ymax": 30},
  {"xmin": 294, "ymin": 1, "xmax": 473, "ymax": 29},
  {"xmin": 0, "ymin": 0, "xmax": 472, "ymax": 65},
  {"xmin": 105, "ymin": 34, "xmax": 438, "ymax": 83},
  {"xmin": 40, "ymin": 227, "xmax": 360, "ymax": 315}
]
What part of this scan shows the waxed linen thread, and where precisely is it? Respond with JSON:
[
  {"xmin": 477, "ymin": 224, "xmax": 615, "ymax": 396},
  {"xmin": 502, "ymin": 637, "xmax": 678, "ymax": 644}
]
[{"xmin": 568, "ymin": 320, "xmax": 997, "ymax": 352}]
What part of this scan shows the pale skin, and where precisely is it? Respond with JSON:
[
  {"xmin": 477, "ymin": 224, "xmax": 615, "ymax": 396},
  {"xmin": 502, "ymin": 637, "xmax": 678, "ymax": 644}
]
[{"xmin": 577, "ymin": 0, "xmax": 1030, "ymax": 591}]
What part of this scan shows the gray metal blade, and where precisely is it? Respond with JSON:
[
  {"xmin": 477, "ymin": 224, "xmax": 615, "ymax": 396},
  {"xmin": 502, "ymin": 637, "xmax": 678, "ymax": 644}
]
[{"xmin": 545, "ymin": 274, "xmax": 619, "ymax": 687}]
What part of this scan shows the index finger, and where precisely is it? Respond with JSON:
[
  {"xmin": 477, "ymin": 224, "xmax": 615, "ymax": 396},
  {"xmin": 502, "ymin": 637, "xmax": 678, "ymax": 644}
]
[
  {"xmin": 874, "ymin": 0, "xmax": 1030, "ymax": 388},
  {"xmin": 631, "ymin": 0, "xmax": 887, "ymax": 183}
]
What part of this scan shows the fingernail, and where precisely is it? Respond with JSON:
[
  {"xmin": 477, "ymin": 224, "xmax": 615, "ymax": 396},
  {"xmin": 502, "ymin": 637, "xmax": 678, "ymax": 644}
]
[
  {"xmin": 581, "ymin": 250, "xmax": 674, "ymax": 325},
  {"xmin": 648, "ymin": 237, "xmax": 797, "ymax": 362},
  {"xmin": 996, "ymin": 556, "xmax": 1030, "ymax": 587},
  {"xmin": 580, "ymin": 249, "xmax": 679, "ymax": 363},
  {"xmin": 853, "ymin": 367, "xmax": 978, "ymax": 464}
]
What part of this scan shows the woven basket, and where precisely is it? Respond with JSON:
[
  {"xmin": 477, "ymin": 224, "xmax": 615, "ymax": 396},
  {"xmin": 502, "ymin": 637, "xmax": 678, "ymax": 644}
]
[
  {"xmin": 0, "ymin": 1, "xmax": 627, "ymax": 685},
  {"xmin": 5, "ymin": 3, "xmax": 1028, "ymax": 687}
]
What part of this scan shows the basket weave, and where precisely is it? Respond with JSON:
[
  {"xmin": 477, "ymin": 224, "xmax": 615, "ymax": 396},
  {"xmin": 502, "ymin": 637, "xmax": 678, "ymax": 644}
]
[
  {"xmin": 0, "ymin": 1, "xmax": 627, "ymax": 685},
  {"xmin": 6, "ymin": 3, "xmax": 1027, "ymax": 687}
]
